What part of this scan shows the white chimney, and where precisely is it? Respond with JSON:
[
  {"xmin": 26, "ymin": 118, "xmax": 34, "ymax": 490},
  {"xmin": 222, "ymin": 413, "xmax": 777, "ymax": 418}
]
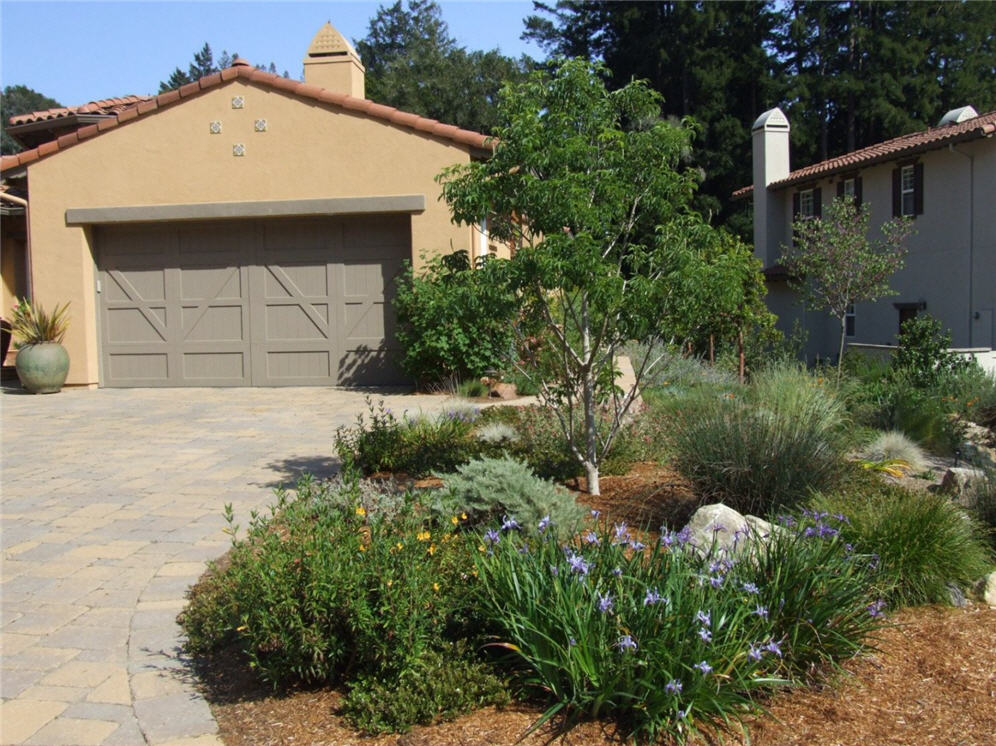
[
  {"xmin": 303, "ymin": 22, "xmax": 365, "ymax": 98},
  {"xmin": 752, "ymin": 108, "xmax": 790, "ymax": 267}
]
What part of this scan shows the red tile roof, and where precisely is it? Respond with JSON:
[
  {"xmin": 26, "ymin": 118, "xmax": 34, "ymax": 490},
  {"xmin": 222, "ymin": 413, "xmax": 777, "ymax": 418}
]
[
  {"xmin": 732, "ymin": 109, "xmax": 996, "ymax": 199},
  {"xmin": 7, "ymin": 95, "xmax": 154, "ymax": 126},
  {"xmin": 1, "ymin": 64, "xmax": 492, "ymax": 173}
]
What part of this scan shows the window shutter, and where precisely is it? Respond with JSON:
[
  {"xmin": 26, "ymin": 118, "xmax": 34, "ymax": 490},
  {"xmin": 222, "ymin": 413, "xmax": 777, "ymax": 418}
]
[
  {"xmin": 837, "ymin": 181, "xmax": 845, "ymax": 198},
  {"xmin": 855, "ymin": 176, "xmax": 863, "ymax": 206},
  {"xmin": 892, "ymin": 168, "xmax": 901, "ymax": 216},
  {"xmin": 913, "ymin": 163, "xmax": 924, "ymax": 215},
  {"xmin": 793, "ymin": 191, "xmax": 800, "ymax": 217},
  {"xmin": 813, "ymin": 187, "xmax": 822, "ymax": 217}
]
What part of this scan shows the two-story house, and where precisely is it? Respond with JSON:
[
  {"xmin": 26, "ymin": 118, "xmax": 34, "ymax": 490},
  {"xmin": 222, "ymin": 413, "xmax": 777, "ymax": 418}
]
[{"xmin": 736, "ymin": 106, "xmax": 995, "ymax": 367}]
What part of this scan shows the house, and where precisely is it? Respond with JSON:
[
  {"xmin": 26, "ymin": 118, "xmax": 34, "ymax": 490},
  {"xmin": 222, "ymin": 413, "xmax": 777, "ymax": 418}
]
[
  {"xmin": 735, "ymin": 106, "xmax": 996, "ymax": 367},
  {"xmin": 0, "ymin": 23, "xmax": 497, "ymax": 388}
]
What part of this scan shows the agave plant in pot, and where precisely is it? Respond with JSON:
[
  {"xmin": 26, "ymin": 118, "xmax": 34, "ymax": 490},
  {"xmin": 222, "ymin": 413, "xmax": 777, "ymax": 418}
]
[{"xmin": 10, "ymin": 298, "xmax": 71, "ymax": 394}]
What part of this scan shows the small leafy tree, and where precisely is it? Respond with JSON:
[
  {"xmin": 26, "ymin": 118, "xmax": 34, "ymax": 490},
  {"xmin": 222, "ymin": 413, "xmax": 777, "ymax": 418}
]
[
  {"xmin": 393, "ymin": 251, "xmax": 516, "ymax": 388},
  {"xmin": 438, "ymin": 59, "xmax": 717, "ymax": 495},
  {"xmin": 781, "ymin": 197, "xmax": 913, "ymax": 384}
]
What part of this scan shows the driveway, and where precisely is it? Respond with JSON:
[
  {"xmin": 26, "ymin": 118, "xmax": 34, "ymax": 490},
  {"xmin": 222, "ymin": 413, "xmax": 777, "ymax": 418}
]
[{"xmin": 0, "ymin": 386, "xmax": 455, "ymax": 745}]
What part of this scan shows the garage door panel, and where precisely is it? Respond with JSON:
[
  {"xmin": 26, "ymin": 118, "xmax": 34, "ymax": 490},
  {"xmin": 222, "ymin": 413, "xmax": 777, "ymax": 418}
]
[{"xmin": 99, "ymin": 216, "xmax": 409, "ymax": 387}]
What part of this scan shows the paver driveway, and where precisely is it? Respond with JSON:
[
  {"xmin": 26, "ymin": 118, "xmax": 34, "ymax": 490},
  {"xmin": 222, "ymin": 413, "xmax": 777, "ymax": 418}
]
[{"xmin": 1, "ymin": 386, "xmax": 455, "ymax": 745}]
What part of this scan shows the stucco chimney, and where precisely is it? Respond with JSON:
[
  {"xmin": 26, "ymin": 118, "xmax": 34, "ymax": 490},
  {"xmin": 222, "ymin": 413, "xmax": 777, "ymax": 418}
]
[
  {"xmin": 751, "ymin": 107, "xmax": 791, "ymax": 267},
  {"xmin": 303, "ymin": 22, "xmax": 365, "ymax": 99}
]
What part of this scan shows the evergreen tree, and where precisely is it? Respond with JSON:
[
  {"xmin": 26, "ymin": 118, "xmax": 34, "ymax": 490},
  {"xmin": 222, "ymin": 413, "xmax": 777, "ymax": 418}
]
[
  {"xmin": 356, "ymin": 0, "xmax": 530, "ymax": 134},
  {"xmin": 1, "ymin": 85, "xmax": 62, "ymax": 154}
]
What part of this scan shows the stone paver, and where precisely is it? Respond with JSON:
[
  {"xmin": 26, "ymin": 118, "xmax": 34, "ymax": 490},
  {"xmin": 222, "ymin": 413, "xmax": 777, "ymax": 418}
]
[{"xmin": 2, "ymin": 386, "xmax": 455, "ymax": 745}]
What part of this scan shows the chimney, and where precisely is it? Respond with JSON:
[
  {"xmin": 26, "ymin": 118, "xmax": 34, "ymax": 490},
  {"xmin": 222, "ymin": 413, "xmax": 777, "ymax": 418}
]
[
  {"xmin": 937, "ymin": 105, "xmax": 978, "ymax": 126},
  {"xmin": 303, "ymin": 22, "xmax": 365, "ymax": 98},
  {"xmin": 751, "ymin": 108, "xmax": 791, "ymax": 267}
]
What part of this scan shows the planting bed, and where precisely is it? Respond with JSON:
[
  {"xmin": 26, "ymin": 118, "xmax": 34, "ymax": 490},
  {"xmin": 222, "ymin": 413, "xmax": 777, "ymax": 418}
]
[{"xmin": 191, "ymin": 463, "xmax": 996, "ymax": 745}]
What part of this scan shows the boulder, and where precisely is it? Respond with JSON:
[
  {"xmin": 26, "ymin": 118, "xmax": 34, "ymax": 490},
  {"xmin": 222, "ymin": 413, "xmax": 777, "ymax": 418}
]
[
  {"xmin": 939, "ymin": 467, "xmax": 986, "ymax": 496},
  {"xmin": 982, "ymin": 571, "xmax": 996, "ymax": 608},
  {"xmin": 684, "ymin": 504, "xmax": 780, "ymax": 558}
]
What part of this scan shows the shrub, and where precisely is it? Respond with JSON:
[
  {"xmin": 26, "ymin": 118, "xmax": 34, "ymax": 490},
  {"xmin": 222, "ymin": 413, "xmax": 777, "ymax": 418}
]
[
  {"xmin": 456, "ymin": 377, "xmax": 490, "ymax": 398},
  {"xmin": 477, "ymin": 405, "xmax": 579, "ymax": 480},
  {"xmin": 965, "ymin": 466, "xmax": 996, "ymax": 550},
  {"xmin": 671, "ymin": 364, "xmax": 849, "ymax": 515},
  {"xmin": 859, "ymin": 430, "xmax": 927, "ymax": 473},
  {"xmin": 393, "ymin": 251, "xmax": 517, "ymax": 387},
  {"xmin": 808, "ymin": 485, "xmax": 994, "ymax": 607},
  {"xmin": 892, "ymin": 313, "xmax": 970, "ymax": 389},
  {"xmin": 342, "ymin": 644, "xmax": 510, "ymax": 733},
  {"xmin": 179, "ymin": 470, "xmax": 478, "ymax": 690},
  {"xmin": 333, "ymin": 397, "xmax": 480, "ymax": 477},
  {"xmin": 433, "ymin": 455, "xmax": 583, "ymax": 534},
  {"xmin": 472, "ymin": 512, "xmax": 880, "ymax": 743}
]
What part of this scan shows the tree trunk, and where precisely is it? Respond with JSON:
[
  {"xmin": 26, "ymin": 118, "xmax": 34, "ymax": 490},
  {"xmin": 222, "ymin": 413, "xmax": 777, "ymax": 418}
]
[
  {"xmin": 585, "ymin": 461, "xmax": 600, "ymax": 497},
  {"xmin": 738, "ymin": 330, "xmax": 746, "ymax": 384},
  {"xmin": 836, "ymin": 315, "xmax": 847, "ymax": 387},
  {"xmin": 709, "ymin": 334, "xmax": 715, "ymax": 364}
]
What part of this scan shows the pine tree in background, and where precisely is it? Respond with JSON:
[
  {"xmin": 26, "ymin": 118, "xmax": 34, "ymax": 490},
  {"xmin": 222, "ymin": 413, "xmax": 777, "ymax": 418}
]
[{"xmin": 1, "ymin": 85, "xmax": 62, "ymax": 155}]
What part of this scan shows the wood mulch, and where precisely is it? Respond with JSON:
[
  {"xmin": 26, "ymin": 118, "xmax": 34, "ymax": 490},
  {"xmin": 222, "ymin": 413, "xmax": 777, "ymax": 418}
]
[{"xmin": 197, "ymin": 463, "xmax": 996, "ymax": 746}]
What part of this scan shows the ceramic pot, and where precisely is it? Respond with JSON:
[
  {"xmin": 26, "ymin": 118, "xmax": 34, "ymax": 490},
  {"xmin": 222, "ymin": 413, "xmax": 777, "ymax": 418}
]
[{"xmin": 15, "ymin": 342, "xmax": 70, "ymax": 394}]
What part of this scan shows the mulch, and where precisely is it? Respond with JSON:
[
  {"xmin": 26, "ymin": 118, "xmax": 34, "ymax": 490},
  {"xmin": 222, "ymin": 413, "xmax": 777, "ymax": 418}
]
[{"xmin": 194, "ymin": 463, "xmax": 996, "ymax": 746}]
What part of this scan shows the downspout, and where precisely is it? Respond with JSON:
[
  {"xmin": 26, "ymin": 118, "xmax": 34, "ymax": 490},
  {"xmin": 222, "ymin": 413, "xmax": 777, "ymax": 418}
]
[
  {"xmin": 949, "ymin": 143, "xmax": 974, "ymax": 346},
  {"xmin": 0, "ymin": 190, "xmax": 32, "ymax": 300}
]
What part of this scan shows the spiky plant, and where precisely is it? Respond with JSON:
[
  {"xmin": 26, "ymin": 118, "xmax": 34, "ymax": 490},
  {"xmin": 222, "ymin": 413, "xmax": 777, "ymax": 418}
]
[{"xmin": 10, "ymin": 298, "xmax": 70, "ymax": 346}]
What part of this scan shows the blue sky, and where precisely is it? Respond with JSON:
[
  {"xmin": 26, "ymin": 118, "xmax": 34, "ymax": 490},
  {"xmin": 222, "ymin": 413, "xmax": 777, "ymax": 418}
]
[{"xmin": 1, "ymin": 1, "xmax": 545, "ymax": 106}]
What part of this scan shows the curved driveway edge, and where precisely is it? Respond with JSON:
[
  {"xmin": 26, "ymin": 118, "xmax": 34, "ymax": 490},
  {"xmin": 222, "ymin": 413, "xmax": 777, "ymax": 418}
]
[{"xmin": 1, "ymin": 387, "xmax": 455, "ymax": 745}]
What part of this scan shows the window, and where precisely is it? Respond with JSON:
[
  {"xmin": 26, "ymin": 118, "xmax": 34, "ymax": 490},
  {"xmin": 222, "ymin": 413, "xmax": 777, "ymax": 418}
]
[
  {"xmin": 837, "ymin": 176, "xmax": 862, "ymax": 205},
  {"xmin": 842, "ymin": 179, "xmax": 855, "ymax": 199},
  {"xmin": 845, "ymin": 304, "xmax": 855, "ymax": 337},
  {"xmin": 793, "ymin": 186, "xmax": 821, "ymax": 218},
  {"xmin": 892, "ymin": 163, "xmax": 923, "ymax": 217},
  {"xmin": 900, "ymin": 166, "xmax": 915, "ymax": 216}
]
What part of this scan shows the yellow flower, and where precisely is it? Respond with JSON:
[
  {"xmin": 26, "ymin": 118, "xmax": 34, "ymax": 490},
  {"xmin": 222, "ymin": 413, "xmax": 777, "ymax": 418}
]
[
  {"xmin": 358, "ymin": 544, "xmax": 367, "ymax": 552},
  {"xmin": 395, "ymin": 542, "xmax": 403, "ymax": 552},
  {"xmin": 472, "ymin": 569, "xmax": 479, "ymax": 578},
  {"xmin": 355, "ymin": 505, "xmax": 366, "ymax": 517},
  {"xmin": 450, "ymin": 515, "xmax": 459, "ymax": 525},
  {"xmin": 386, "ymin": 579, "xmax": 393, "ymax": 587},
  {"xmin": 417, "ymin": 530, "xmax": 431, "ymax": 542},
  {"xmin": 428, "ymin": 543, "xmax": 436, "ymax": 556},
  {"xmin": 433, "ymin": 582, "xmax": 440, "ymax": 592},
  {"xmin": 478, "ymin": 544, "xmax": 486, "ymax": 553},
  {"xmin": 461, "ymin": 512, "xmax": 468, "ymax": 520}
]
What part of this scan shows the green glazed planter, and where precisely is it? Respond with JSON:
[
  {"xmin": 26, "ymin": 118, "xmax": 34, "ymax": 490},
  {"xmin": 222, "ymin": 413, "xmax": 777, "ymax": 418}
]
[{"xmin": 15, "ymin": 342, "xmax": 70, "ymax": 394}]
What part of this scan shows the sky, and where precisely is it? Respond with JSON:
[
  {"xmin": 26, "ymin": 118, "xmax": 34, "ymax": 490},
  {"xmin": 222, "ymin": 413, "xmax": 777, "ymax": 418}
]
[{"xmin": 0, "ymin": 0, "xmax": 545, "ymax": 107}]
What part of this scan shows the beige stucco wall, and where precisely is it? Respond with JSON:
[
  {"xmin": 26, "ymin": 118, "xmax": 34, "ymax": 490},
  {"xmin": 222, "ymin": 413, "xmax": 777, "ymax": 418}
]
[
  {"xmin": 23, "ymin": 79, "xmax": 483, "ymax": 385},
  {"xmin": 764, "ymin": 137, "xmax": 995, "ymax": 362}
]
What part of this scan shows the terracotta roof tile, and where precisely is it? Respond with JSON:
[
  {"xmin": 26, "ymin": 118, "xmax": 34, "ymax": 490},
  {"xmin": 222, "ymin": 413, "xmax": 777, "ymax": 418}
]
[
  {"xmin": 733, "ymin": 110, "xmax": 996, "ymax": 199},
  {"xmin": 8, "ymin": 95, "xmax": 153, "ymax": 125},
  {"xmin": 2, "ymin": 63, "xmax": 492, "ymax": 174}
]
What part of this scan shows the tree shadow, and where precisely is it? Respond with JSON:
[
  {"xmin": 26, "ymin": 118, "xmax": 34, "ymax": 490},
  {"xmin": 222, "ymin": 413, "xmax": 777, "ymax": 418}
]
[{"xmin": 259, "ymin": 455, "xmax": 342, "ymax": 489}]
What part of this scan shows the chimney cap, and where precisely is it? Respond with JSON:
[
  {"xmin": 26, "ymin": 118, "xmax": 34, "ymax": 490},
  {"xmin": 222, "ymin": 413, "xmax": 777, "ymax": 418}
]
[
  {"xmin": 306, "ymin": 21, "xmax": 361, "ymax": 61},
  {"xmin": 752, "ymin": 108, "xmax": 789, "ymax": 132},
  {"xmin": 937, "ymin": 105, "xmax": 978, "ymax": 127}
]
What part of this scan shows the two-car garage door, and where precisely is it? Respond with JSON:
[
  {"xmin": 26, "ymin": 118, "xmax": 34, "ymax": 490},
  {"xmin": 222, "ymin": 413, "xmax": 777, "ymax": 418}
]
[{"xmin": 96, "ymin": 215, "xmax": 409, "ymax": 387}]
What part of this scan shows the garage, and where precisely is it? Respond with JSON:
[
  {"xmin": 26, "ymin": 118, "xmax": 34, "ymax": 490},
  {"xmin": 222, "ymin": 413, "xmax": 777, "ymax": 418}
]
[{"xmin": 96, "ymin": 214, "xmax": 409, "ymax": 387}]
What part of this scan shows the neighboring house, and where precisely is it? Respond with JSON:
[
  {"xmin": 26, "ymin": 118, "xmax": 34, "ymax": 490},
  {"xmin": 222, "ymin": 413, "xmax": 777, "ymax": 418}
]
[
  {"xmin": 735, "ymin": 106, "xmax": 996, "ymax": 365},
  {"xmin": 0, "ymin": 23, "xmax": 496, "ymax": 388}
]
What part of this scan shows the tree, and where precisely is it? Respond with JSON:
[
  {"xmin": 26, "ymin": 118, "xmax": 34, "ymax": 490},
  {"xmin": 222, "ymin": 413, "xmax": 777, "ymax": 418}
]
[
  {"xmin": 158, "ymin": 45, "xmax": 284, "ymax": 92},
  {"xmin": 1, "ymin": 85, "xmax": 62, "ymax": 155},
  {"xmin": 781, "ymin": 197, "xmax": 913, "ymax": 383},
  {"xmin": 356, "ymin": 0, "xmax": 530, "ymax": 134},
  {"xmin": 438, "ymin": 59, "xmax": 715, "ymax": 495}
]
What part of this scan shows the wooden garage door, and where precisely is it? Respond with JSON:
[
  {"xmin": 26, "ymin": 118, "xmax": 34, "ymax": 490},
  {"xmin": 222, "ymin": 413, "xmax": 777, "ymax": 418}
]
[{"xmin": 97, "ymin": 215, "xmax": 408, "ymax": 387}]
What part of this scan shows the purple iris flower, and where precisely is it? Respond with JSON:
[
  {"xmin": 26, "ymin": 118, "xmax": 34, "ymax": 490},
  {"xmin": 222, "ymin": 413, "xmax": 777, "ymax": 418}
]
[
  {"xmin": 597, "ymin": 592, "xmax": 614, "ymax": 614},
  {"xmin": 616, "ymin": 635, "xmax": 637, "ymax": 653},
  {"xmin": 694, "ymin": 660, "xmax": 712, "ymax": 674}
]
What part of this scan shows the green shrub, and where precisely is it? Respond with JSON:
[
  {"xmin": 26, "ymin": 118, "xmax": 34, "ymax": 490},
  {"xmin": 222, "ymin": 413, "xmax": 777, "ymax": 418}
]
[
  {"xmin": 179, "ymin": 470, "xmax": 477, "ymax": 689},
  {"xmin": 966, "ymin": 466, "xmax": 996, "ymax": 550},
  {"xmin": 508, "ymin": 368, "xmax": 540, "ymax": 396},
  {"xmin": 808, "ymin": 485, "xmax": 994, "ymax": 606},
  {"xmin": 671, "ymin": 364, "xmax": 849, "ymax": 515},
  {"xmin": 342, "ymin": 644, "xmax": 510, "ymax": 733},
  {"xmin": 456, "ymin": 377, "xmax": 490, "ymax": 398},
  {"xmin": 393, "ymin": 251, "xmax": 517, "ymax": 387},
  {"xmin": 892, "ymin": 313, "xmax": 970, "ymax": 389},
  {"xmin": 433, "ymin": 455, "xmax": 583, "ymax": 534},
  {"xmin": 333, "ymin": 397, "xmax": 481, "ymax": 477},
  {"xmin": 472, "ymin": 512, "xmax": 880, "ymax": 743},
  {"xmin": 477, "ymin": 405, "xmax": 579, "ymax": 480}
]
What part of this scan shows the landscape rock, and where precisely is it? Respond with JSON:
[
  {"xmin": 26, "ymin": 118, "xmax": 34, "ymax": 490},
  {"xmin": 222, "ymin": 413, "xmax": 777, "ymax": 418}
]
[
  {"xmin": 982, "ymin": 571, "xmax": 996, "ymax": 608},
  {"xmin": 684, "ymin": 504, "xmax": 780, "ymax": 558},
  {"xmin": 939, "ymin": 467, "xmax": 986, "ymax": 496},
  {"xmin": 946, "ymin": 583, "xmax": 967, "ymax": 608}
]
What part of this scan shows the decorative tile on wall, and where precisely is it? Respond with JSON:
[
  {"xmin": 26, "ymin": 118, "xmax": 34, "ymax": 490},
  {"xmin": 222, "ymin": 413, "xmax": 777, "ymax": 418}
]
[
  {"xmin": 233, "ymin": 143, "xmax": 246, "ymax": 157},
  {"xmin": 231, "ymin": 96, "xmax": 245, "ymax": 109},
  {"xmin": 254, "ymin": 119, "xmax": 267, "ymax": 132},
  {"xmin": 209, "ymin": 120, "xmax": 222, "ymax": 134}
]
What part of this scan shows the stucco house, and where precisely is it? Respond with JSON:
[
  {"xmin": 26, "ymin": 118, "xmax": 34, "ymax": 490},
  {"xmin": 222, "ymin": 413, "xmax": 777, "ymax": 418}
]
[
  {"xmin": 736, "ymin": 105, "xmax": 996, "ymax": 367},
  {"xmin": 1, "ymin": 23, "xmax": 497, "ymax": 388}
]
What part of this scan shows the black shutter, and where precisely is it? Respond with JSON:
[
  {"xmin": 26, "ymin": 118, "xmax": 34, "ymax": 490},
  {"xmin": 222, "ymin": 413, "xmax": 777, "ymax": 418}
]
[
  {"xmin": 913, "ymin": 163, "xmax": 924, "ymax": 215},
  {"xmin": 837, "ymin": 181, "xmax": 845, "ymax": 198},
  {"xmin": 793, "ymin": 191, "xmax": 800, "ymax": 217},
  {"xmin": 892, "ymin": 168, "xmax": 901, "ymax": 216},
  {"xmin": 855, "ymin": 176, "xmax": 863, "ymax": 206},
  {"xmin": 813, "ymin": 187, "xmax": 822, "ymax": 217}
]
